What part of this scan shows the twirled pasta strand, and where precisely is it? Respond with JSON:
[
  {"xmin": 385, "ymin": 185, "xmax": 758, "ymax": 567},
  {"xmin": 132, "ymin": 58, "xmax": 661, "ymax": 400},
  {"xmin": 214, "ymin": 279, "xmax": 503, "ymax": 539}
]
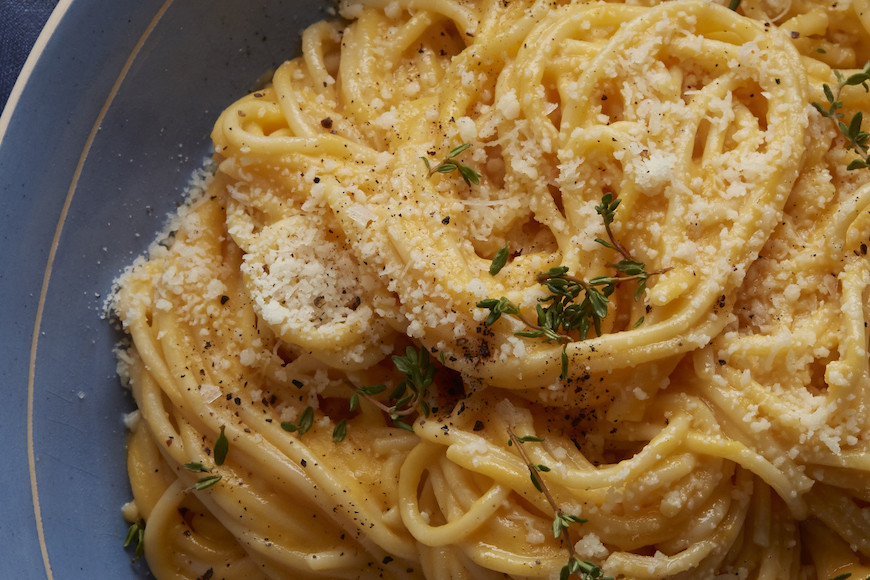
[{"xmin": 110, "ymin": 0, "xmax": 870, "ymax": 578}]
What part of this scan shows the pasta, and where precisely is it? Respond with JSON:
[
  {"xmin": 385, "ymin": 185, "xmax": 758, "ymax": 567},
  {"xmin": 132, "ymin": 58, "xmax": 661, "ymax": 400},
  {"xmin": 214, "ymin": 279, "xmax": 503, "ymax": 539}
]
[{"xmin": 109, "ymin": 0, "xmax": 870, "ymax": 578}]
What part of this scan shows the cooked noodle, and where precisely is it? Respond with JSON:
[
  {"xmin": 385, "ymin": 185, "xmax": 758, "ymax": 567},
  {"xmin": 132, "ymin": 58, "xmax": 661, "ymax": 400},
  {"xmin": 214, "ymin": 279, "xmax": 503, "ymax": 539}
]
[{"xmin": 110, "ymin": 0, "xmax": 870, "ymax": 577}]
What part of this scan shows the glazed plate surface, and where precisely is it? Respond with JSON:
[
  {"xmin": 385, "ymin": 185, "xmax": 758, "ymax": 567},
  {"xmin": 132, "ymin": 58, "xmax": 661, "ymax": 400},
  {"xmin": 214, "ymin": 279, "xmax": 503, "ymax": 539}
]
[{"xmin": 0, "ymin": 1, "xmax": 328, "ymax": 577}]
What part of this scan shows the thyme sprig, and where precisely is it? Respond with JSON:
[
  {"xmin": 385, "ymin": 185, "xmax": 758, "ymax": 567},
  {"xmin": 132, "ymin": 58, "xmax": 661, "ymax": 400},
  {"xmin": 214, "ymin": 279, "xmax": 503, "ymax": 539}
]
[
  {"xmin": 330, "ymin": 346, "xmax": 438, "ymax": 442},
  {"xmin": 355, "ymin": 346, "xmax": 437, "ymax": 432},
  {"xmin": 812, "ymin": 61, "xmax": 870, "ymax": 170},
  {"xmin": 507, "ymin": 428, "xmax": 612, "ymax": 580},
  {"xmin": 477, "ymin": 194, "xmax": 668, "ymax": 379},
  {"xmin": 181, "ymin": 426, "xmax": 228, "ymax": 491},
  {"xmin": 278, "ymin": 347, "xmax": 437, "ymax": 443},
  {"xmin": 421, "ymin": 143, "xmax": 481, "ymax": 186}
]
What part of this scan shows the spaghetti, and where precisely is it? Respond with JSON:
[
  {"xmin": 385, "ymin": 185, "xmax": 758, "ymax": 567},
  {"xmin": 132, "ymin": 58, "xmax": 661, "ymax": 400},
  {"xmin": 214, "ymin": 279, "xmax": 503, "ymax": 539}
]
[{"xmin": 110, "ymin": 0, "xmax": 870, "ymax": 578}]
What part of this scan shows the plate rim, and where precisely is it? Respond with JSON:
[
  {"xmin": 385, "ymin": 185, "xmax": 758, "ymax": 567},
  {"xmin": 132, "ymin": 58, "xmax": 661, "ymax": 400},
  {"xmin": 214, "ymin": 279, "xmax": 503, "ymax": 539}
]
[{"xmin": 5, "ymin": 1, "xmax": 179, "ymax": 577}]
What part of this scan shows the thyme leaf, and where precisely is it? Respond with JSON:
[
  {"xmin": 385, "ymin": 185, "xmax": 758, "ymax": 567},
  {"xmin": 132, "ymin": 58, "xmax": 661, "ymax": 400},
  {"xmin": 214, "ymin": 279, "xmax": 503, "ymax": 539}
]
[
  {"xmin": 281, "ymin": 406, "xmax": 315, "ymax": 436},
  {"xmin": 183, "ymin": 461, "xmax": 223, "ymax": 491},
  {"xmin": 124, "ymin": 519, "xmax": 146, "ymax": 558},
  {"xmin": 813, "ymin": 61, "xmax": 870, "ymax": 170},
  {"xmin": 183, "ymin": 462, "xmax": 209, "ymax": 473},
  {"xmin": 213, "ymin": 425, "xmax": 228, "ymax": 466},
  {"xmin": 561, "ymin": 557, "xmax": 614, "ymax": 580},
  {"xmin": 508, "ymin": 434, "xmax": 545, "ymax": 445},
  {"xmin": 350, "ymin": 384, "xmax": 386, "ymax": 412},
  {"xmin": 477, "ymin": 296, "xmax": 519, "ymax": 327},
  {"xmin": 193, "ymin": 474, "xmax": 223, "ymax": 490},
  {"xmin": 421, "ymin": 143, "xmax": 481, "ymax": 185},
  {"xmin": 490, "ymin": 243, "xmax": 510, "ymax": 275},
  {"xmin": 332, "ymin": 419, "xmax": 348, "ymax": 442},
  {"xmin": 553, "ymin": 513, "xmax": 587, "ymax": 539}
]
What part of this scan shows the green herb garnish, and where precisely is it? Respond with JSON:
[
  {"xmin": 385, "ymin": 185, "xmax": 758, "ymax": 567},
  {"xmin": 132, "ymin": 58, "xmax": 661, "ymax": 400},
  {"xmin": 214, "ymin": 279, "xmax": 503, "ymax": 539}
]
[
  {"xmin": 507, "ymin": 428, "xmax": 611, "ymax": 580},
  {"xmin": 286, "ymin": 348, "xmax": 438, "ymax": 441},
  {"xmin": 332, "ymin": 419, "xmax": 348, "ymax": 442},
  {"xmin": 478, "ymin": 194, "xmax": 668, "ymax": 379},
  {"xmin": 561, "ymin": 557, "xmax": 613, "ymax": 580},
  {"xmin": 478, "ymin": 296, "xmax": 519, "ymax": 328},
  {"xmin": 421, "ymin": 143, "xmax": 481, "ymax": 186},
  {"xmin": 386, "ymin": 346, "xmax": 437, "ymax": 429},
  {"xmin": 123, "ymin": 519, "xmax": 146, "ymax": 558},
  {"xmin": 345, "ymin": 345, "xmax": 437, "ymax": 432},
  {"xmin": 553, "ymin": 513, "xmax": 588, "ymax": 539},
  {"xmin": 490, "ymin": 243, "xmax": 510, "ymax": 275},
  {"xmin": 813, "ymin": 61, "xmax": 870, "ymax": 170},
  {"xmin": 192, "ymin": 474, "xmax": 223, "ymax": 491},
  {"xmin": 508, "ymin": 434, "xmax": 545, "ymax": 445},
  {"xmin": 213, "ymin": 426, "xmax": 228, "ymax": 466},
  {"xmin": 350, "ymin": 384, "xmax": 387, "ymax": 412},
  {"xmin": 281, "ymin": 406, "xmax": 315, "ymax": 436},
  {"xmin": 183, "ymin": 461, "xmax": 223, "ymax": 490}
]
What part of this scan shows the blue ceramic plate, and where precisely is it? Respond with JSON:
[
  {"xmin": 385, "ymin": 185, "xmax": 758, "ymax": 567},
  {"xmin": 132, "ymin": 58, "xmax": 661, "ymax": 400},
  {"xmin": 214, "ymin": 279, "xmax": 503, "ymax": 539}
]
[{"xmin": 0, "ymin": 1, "xmax": 328, "ymax": 577}]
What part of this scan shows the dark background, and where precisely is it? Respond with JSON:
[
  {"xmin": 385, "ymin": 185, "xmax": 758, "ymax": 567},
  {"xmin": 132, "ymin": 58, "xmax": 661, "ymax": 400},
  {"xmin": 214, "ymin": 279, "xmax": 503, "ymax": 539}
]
[{"xmin": 1, "ymin": 0, "xmax": 59, "ymax": 113}]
